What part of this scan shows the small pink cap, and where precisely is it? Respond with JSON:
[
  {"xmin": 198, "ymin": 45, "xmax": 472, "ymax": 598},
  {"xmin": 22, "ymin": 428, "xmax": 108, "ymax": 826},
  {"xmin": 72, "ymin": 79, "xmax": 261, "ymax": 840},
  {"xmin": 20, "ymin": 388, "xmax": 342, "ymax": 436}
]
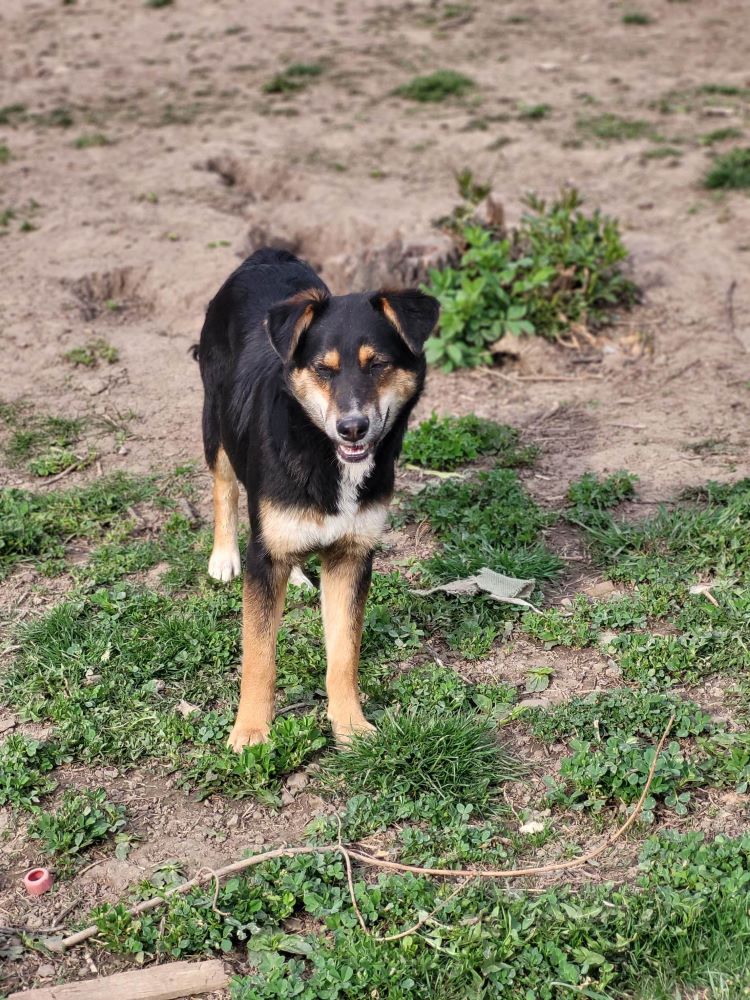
[{"xmin": 24, "ymin": 868, "xmax": 53, "ymax": 896}]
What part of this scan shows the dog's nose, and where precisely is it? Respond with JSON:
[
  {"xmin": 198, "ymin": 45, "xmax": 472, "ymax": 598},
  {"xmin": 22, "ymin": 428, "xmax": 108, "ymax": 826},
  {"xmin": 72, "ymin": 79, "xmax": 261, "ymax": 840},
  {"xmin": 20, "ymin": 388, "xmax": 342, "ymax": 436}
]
[{"xmin": 337, "ymin": 414, "xmax": 369, "ymax": 442}]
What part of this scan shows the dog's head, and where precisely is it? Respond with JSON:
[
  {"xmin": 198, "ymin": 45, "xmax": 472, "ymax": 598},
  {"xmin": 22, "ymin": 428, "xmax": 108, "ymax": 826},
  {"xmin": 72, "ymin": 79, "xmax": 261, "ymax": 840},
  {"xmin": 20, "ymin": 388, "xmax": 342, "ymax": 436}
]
[{"xmin": 266, "ymin": 288, "xmax": 439, "ymax": 464}]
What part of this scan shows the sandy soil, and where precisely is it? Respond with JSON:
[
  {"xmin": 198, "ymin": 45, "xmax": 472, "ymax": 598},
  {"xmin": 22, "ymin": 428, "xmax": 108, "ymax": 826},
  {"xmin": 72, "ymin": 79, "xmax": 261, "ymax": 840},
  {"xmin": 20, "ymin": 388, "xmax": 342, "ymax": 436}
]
[{"xmin": 2, "ymin": 0, "xmax": 750, "ymax": 994}]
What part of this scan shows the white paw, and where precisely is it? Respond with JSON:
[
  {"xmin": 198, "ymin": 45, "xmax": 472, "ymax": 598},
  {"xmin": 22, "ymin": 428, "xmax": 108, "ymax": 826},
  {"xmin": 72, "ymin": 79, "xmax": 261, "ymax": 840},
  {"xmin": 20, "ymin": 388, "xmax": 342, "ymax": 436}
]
[
  {"xmin": 289, "ymin": 565, "xmax": 315, "ymax": 590},
  {"xmin": 208, "ymin": 547, "xmax": 241, "ymax": 582}
]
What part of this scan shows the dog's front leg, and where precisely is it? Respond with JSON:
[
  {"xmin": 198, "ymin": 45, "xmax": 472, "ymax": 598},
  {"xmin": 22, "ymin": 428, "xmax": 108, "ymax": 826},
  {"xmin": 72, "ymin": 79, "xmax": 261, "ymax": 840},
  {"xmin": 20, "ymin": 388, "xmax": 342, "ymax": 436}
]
[
  {"xmin": 227, "ymin": 543, "xmax": 289, "ymax": 752},
  {"xmin": 321, "ymin": 546, "xmax": 376, "ymax": 745}
]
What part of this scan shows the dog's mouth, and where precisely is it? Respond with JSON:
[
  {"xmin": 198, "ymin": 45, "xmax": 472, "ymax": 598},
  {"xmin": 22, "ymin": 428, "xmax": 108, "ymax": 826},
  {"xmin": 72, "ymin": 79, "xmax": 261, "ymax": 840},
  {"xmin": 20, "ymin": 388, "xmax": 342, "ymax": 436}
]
[{"xmin": 336, "ymin": 441, "xmax": 372, "ymax": 463}]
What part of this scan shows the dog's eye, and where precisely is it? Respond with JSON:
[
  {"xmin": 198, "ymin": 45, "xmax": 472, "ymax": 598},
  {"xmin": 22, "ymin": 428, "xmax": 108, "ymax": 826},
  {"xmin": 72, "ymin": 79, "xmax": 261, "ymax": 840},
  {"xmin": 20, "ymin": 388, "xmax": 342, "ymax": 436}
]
[
  {"xmin": 314, "ymin": 363, "xmax": 337, "ymax": 379},
  {"xmin": 370, "ymin": 360, "xmax": 391, "ymax": 373}
]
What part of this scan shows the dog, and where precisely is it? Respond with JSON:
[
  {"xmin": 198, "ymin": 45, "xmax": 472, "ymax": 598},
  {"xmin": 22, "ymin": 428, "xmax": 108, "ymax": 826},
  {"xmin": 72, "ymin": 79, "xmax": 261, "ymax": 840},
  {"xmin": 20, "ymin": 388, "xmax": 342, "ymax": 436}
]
[{"xmin": 195, "ymin": 247, "xmax": 439, "ymax": 751}]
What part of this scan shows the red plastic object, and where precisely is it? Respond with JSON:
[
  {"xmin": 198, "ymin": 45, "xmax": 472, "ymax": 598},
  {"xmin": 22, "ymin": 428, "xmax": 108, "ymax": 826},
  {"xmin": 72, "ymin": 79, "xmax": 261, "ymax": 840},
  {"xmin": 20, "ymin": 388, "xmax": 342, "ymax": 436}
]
[{"xmin": 24, "ymin": 868, "xmax": 53, "ymax": 896}]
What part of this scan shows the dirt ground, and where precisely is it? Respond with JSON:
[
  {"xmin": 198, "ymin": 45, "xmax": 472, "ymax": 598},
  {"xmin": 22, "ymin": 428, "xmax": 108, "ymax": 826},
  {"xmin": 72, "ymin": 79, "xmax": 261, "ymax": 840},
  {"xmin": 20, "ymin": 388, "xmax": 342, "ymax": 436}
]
[{"xmin": 2, "ymin": 0, "xmax": 750, "ymax": 995}]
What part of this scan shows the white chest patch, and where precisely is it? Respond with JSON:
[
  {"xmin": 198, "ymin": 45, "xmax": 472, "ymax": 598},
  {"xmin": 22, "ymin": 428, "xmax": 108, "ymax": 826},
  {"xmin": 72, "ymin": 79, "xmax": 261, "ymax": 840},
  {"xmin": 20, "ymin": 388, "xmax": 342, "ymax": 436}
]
[{"xmin": 261, "ymin": 458, "xmax": 387, "ymax": 557}]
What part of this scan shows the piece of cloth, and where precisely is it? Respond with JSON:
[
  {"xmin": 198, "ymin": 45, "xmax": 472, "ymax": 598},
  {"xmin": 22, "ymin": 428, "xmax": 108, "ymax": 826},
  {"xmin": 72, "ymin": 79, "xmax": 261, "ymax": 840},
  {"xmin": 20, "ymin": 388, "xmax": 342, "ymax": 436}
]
[{"xmin": 412, "ymin": 567, "xmax": 540, "ymax": 612}]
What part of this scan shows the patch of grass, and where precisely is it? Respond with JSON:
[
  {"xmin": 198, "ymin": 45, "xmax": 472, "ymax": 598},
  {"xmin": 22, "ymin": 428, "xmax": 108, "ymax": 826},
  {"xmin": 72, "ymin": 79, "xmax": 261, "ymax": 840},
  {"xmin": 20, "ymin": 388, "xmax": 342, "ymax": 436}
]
[
  {"xmin": 394, "ymin": 69, "xmax": 475, "ymax": 103},
  {"xmin": 622, "ymin": 10, "xmax": 653, "ymax": 24},
  {"xmin": 321, "ymin": 710, "xmax": 520, "ymax": 811},
  {"xmin": 145, "ymin": 0, "xmax": 174, "ymax": 7},
  {"xmin": 704, "ymin": 147, "xmax": 750, "ymax": 190},
  {"xmin": 0, "ymin": 473, "xmax": 158, "ymax": 577},
  {"xmin": 566, "ymin": 469, "xmax": 638, "ymax": 528},
  {"xmin": 29, "ymin": 788, "xmax": 126, "ymax": 868},
  {"xmin": 64, "ymin": 337, "xmax": 119, "ymax": 367},
  {"xmin": 263, "ymin": 63, "xmax": 324, "ymax": 95},
  {"xmin": 518, "ymin": 102, "xmax": 551, "ymax": 120},
  {"xmin": 426, "ymin": 187, "xmax": 636, "ymax": 369},
  {"xmin": 527, "ymin": 688, "xmax": 715, "ymax": 743},
  {"xmin": 401, "ymin": 413, "xmax": 537, "ymax": 471},
  {"xmin": 576, "ymin": 112, "xmax": 658, "ymax": 142},
  {"xmin": 0, "ymin": 735, "xmax": 69, "ymax": 809},
  {"xmin": 2, "ymin": 406, "xmax": 83, "ymax": 466},
  {"xmin": 642, "ymin": 145, "xmax": 683, "ymax": 160},
  {"xmin": 73, "ymin": 132, "xmax": 112, "ymax": 149},
  {"xmin": 401, "ymin": 465, "xmax": 562, "ymax": 583},
  {"xmin": 700, "ymin": 126, "xmax": 743, "ymax": 146},
  {"xmin": 27, "ymin": 448, "xmax": 85, "ymax": 477},
  {"xmin": 181, "ymin": 714, "xmax": 327, "ymax": 805},
  {"xmin": 92, "ymin": 830, "xmax": 750, "ymax": 996},
  {"xmin": 0, "ymin": 103, "xmax": 27, "ymax": 125},
  {"xmin": 0, "ymin": 143, "xmax": 10, "ymax": 164},
  {"xmin": 699, "ymin": 83, "xmax": 750, "ymax": 98}
]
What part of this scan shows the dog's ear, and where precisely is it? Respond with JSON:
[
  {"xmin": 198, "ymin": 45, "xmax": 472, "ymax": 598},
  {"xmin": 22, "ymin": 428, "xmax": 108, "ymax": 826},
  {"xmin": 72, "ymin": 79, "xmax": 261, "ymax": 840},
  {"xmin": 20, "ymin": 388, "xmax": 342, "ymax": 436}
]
[
  {"xmin": 370, "ymin": 289, "xmax": 440, "ymax": 355},
  {"xmin": 266, "ymin": 288, "xmax": 329, "ymax": 361}
]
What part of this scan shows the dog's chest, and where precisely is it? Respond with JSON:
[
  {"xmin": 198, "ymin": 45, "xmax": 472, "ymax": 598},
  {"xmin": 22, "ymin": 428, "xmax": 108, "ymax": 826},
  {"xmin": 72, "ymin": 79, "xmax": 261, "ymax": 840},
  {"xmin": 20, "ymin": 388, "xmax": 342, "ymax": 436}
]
[{"xmin": 261, "ymin": 460, "xmax": 387, "ymax": 557}]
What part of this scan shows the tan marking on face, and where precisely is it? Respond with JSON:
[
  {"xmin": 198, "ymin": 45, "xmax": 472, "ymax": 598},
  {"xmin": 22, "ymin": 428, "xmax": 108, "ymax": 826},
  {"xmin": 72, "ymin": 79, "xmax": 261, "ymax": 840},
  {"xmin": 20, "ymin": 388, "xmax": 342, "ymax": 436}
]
[
  {"xmin": 290, "ymin": 367, "xmax": 333, "ymax": 430},
  {"xmin": 358, "ymin": 343, "xmax": 376, "ymax": 367},
  {"xmin": 382, "ymin": 367, "xmax": 418, "ymax": 403},
  {"xmin": 322, "ymin": 349, "xmax": 341, "ymax": 371},
  {"xmin": 289, "ymin": 303, "xmax": 315, "ymax": 356}
]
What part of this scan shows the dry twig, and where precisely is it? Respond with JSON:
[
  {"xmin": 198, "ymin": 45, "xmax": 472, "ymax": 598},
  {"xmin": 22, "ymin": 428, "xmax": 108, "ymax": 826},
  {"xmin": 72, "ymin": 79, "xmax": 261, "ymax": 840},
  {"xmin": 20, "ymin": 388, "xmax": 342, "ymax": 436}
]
[{"xmin": 59, "ymin": 718, "xmax": 674, "ymax": 952}]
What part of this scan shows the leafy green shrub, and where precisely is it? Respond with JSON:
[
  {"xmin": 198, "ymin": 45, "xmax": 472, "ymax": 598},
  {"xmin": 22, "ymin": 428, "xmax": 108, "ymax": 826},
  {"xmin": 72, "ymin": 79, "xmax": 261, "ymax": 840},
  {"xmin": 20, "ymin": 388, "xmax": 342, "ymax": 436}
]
[
  {"xmin": 321, "ymin": 710, "xmax": 520, "ymax": 811},
  {"xmin": 425, "ymin": 189, "xmax": 636, "ymax": 369},
  {"xmin": 394, "ymin": 70, "xmax": 475, "ymax": 103},
  {"xmin": 29, "ymin": 788, "xmax": 126, "ymax": 862},
  {"xmin": 401, "ymin": 413, "xmax": 536, "ymax": 471},
  {"xmin": 548, "ymin": 736, "xmax": 701, "ymax": 821}
]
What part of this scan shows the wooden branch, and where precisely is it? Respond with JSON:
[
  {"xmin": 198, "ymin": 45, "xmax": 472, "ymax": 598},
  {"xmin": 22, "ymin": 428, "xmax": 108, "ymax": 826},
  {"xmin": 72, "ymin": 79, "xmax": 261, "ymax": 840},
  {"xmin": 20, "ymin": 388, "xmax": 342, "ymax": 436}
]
[{"xmin": 7, "ymin": 959, "xmax": 229, "ymax": 1000}]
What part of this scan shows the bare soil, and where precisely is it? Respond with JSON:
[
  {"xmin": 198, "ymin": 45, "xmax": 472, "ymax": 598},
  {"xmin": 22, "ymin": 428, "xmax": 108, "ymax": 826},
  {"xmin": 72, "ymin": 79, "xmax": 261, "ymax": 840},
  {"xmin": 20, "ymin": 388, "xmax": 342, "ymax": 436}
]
[{"xmin": 2, "ymin": 0, "xmax": 750, "ymax": 994}]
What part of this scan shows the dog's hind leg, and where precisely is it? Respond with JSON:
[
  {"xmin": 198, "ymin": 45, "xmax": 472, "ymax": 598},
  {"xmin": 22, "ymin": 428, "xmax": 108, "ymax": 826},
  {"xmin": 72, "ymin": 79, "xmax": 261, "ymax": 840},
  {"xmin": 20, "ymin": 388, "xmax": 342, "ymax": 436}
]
[
  {"xmin": 321, "ymin": 546, "xmax": 376, "ymax": 745},
  {"xmin": 208, "ymin": 445, "xmax": 241, "ymax": 582}
]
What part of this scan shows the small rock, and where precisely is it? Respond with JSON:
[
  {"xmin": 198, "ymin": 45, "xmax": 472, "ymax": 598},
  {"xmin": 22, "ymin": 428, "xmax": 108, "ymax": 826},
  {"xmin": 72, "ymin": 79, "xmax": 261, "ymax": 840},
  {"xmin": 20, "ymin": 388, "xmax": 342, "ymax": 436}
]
[
  {"xmin": 83, "ymin": 673, "xmax": 102, "ymax": 686},
  {"xmin": 519, "ymin": 820, "xmax": 545, "ymax": 836},
  {"xmin": 85, "ymin": 378, "xmax": 108, "ymax": 396},
  {"xmin": 286, "ymin": 771, "xmax": 309, "ymax": 793},
  {"xmin": 152, "ymin": 679, "xmax": 166, "ymax": 695},
  {"xmin": 280, "ymin": 788, "xmax": 295, "ymax": 807},
  {"xmin": 226, "ymin": 813, "xmax": 239, "ymax": 828},
  {"xmin": 117, "ymin": 445, "xmax": 129, "ymax": 456},
  {"xmin": 517, "ymin": 698, "xmax": 548, "ymax": 709},
  {"xmin": 560, "ymin": 597, "xmax": 573, "ymax": 607},
  {"xmin": 176, "ymin": 699, "xmax": 199, "ymax": 718},
  {"xmin": 598, "ymin": 630, "xmax": 618, "ymax": 649},
  {"xmin": 585, "ymin": 580, "xmax": 617, "ymax": 599},
  {"xmin": 37, "ymin": 963, "xmax": 55, "ymax": 978}
]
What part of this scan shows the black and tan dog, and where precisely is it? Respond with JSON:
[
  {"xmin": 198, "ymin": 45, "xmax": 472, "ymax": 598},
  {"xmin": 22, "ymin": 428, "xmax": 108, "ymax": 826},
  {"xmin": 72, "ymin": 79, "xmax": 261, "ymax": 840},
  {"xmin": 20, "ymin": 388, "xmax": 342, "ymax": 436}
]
[{"xmin": 195, "ymin": 248, "xmax": 439, "ymax": 751}]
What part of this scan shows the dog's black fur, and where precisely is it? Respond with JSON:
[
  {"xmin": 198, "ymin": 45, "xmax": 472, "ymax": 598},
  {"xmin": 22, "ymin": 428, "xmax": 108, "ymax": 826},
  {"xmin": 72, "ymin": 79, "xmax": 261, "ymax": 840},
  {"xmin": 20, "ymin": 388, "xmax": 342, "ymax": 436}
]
[{"xmin": 195, "ymin": 247, "xmax": 439, "ymax": 749}]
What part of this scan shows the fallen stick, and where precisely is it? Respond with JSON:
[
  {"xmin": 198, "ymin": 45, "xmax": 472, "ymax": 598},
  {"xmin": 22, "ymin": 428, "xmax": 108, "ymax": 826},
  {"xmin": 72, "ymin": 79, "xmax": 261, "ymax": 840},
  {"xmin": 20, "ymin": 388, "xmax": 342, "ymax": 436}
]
[
  {"xmin": 59, "ymin": 718, "xmax": 674, "ymax": 952},
  {"xmin": 7, "ymin": 959, "xmax": 229, "ymax": 1000}
]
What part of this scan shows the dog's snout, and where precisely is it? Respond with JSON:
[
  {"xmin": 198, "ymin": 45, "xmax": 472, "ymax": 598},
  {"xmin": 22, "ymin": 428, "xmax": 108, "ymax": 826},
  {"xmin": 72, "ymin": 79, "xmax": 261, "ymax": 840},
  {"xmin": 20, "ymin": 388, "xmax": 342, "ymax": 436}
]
[{"xmin": 337, "ymin": 414, "xmax": 370, "ymax": 442}]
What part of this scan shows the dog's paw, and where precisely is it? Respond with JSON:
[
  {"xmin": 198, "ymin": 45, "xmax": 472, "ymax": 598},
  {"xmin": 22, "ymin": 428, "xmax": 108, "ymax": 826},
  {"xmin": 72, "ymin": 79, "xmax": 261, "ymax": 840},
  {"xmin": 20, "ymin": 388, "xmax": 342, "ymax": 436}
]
[
  {"xmin": 331, "ymin": 716, "xmax": 376, "ymax": 748},
  {"xmin": 208, "ymin": 547, "xmax": 241, "ymax": 583},
  {"xmin": 227, "ymin": 724, "xmax": 270, "ymax": 753}
]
